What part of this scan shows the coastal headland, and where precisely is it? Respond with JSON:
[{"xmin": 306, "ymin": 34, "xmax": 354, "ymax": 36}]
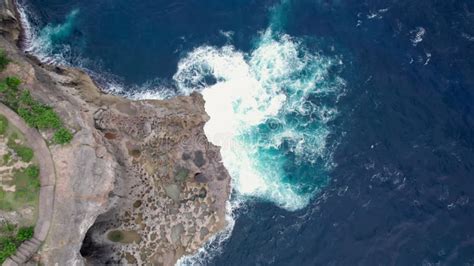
[{"xmin": 0, "ymin": 0, "xmax": 231, "ymax": 264}]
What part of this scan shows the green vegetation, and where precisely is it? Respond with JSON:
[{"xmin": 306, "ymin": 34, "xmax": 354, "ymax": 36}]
[
  {"xmin": 7, "ymin": 139, "xmax": 34, "ymax": 162},
  {"xmin": 17, "ymin": 91, "xmax": 62, "ymax": 130},
  {"xmin": 0, "ymin": 165, "xmax": 40, "ymax": 211},
  {"xmin": 25, "ymin": 165, "xmax": 39, "ymax": 179},
  {"xmin": 0, "ymin": 190, "xmax": 12, "ymax": 210},
  {"xmin": 53, "ymin": 127, "xmax": 73, "ymax": 144},
  {"xmin": 9, "ymin": 132, "xmax": 18, "ymax": 140},
  {"xmin": 0, "ymin": 112, "xmax": 40, "ymax": 210},
  {"xmin": 0, "ymin": 223, "xmax": 34, "ymax": 263},
  {"xmin": 0, "ymin": 50, "xmax": 73, "ymax": 144},
  {"xmin": 0, "ymin": 79, "xmax": 72, "ymax": 144},
  {"xmin": 14, "ymin": 167, "xmax": 40, "ymax": 205},
  {"xmin": 14, "ymin": 145, "xmax": 33, "ymax": 162},
  {"xmin": 0, "ymin": 238, "xmax": 16, "ymax": 263},
  {"xmin": 0, "ymin": 50, "xmax": 10, "ymax": 72},
  {"xmin": 1, "ymin": 153, "xmax": 10, "ymax": 165},
  {"xmin": 0, "ymin": 223, "xmax": 15, "ymax": 234},
  {"xmin": 0, "ymin": 115, "xmax": 7, "ymax": 135},
  {"xmin": 16, "ymin": 227, "xmax": 34, "ymax": 242},
  {"xmin": 0, "ymin": 51, "xmax": 39, "ymax": 264}
]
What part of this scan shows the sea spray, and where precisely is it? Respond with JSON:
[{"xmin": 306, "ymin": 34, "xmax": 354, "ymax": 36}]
[{"xmin": 174, "ymin": 29, "xmax": 345, "ymax": 210}]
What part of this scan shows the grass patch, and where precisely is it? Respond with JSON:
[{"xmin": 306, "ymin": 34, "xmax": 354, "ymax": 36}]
[
  {"xmin": 0, "ymin": 238, "xmax": 16, "ymax": 263},
  {"xmin": 0, "ymin": 166, "xmax": 40, "ymax": 211},
  {"xmin": 0, "ymin": 50, "xmax": 39, "ymax": 264},
  {"xmin": 1, "ymin": 153, "xmax": 10, "ymax": 166},
  {"xmin": 14, "ymin": 146, "xmax": 33, "ymax": 162},
  {"xmin": 7, "ymin": 138, "xmax": 33, "ymax": 162},
  {"xmin": 0, "ymin": 115, "xmax": 7, "ymax": 135},
  {"xmin": 0, "ymin": 223, "xmax": 15, "ymax": 234},
  {"xmin": 0, "ymin": 123, "xmax": 39, "ymax": 210},
  {"xmin": 0, "ymin": 190, "xmax": 13, "ymax": 211},
  {"xmin": 0, "ymin": 74, "xmax": 73, "ymax": 144},
  {"xmin": 53, "ymin": 127, "xmax": 73, "ymax": 144},
  {"xmin": 25, "ymin": 165, "xmax": 39, "ymax": 178},
  {"xmin": 16, "ymin": 227, "xmax": 34, "ymax": 242},
  {"xmin": 0, "ymin": 223, "xmax": 34, "ymax": 263},
  {"xmin": 13, "ymin": 168, "xmax": 40, "ymax": 205}
]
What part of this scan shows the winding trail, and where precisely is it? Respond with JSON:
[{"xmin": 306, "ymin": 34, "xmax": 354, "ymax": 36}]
[{"xmin": 0, "ymin": 103, "xmax": 56, "ymax": 266}]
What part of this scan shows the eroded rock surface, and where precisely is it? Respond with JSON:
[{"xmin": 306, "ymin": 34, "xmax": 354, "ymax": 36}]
[{"xmin": 81, "ymin": 93, "xmax": 230, "ymax": 265}]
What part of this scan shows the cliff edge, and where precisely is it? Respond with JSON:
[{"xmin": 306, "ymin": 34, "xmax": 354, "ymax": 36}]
[{"xmin": 0, "ymin": 1, "xmax": 230, "ymax": 265}]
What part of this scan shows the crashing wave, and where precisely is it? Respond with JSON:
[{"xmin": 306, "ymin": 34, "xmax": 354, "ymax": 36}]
[{"xmin": 174, "ymin": 29, "xmax": 345, "ymax": 211}]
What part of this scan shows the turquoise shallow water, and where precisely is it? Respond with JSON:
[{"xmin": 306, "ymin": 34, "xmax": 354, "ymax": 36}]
[{"xmin": 19, "ymin": 0, "xmax": 474, "ymax": 264}]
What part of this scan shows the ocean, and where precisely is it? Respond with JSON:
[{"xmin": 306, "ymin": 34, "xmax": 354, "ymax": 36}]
[{"xmin": 18, "ymin": 0, "xmax": 474, "ymax": 264}]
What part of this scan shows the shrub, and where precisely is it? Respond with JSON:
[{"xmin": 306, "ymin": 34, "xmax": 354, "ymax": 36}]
[
  {"xmin": 0, "ymin": 76, "xmax": 73, "ymax": 145},
  {"xmin": 53, "ymin": 127, "xmax": 73, "ymax": 144},
  {"xmin": 5, "ymin": 77, "xmax": 20, "ymax": 90},
  {"xmin": 25, "ymin": 165, "xmax": 40, "ymax": 179},
  {"xmin": 31, "ymin": 177, "xmax": 40, "ymax": 189},
  {"xmin": 17, "ymin": 91, "xmax": 61, "ymax": 129},
  {"xmin": 16, "ymin": 227, "xmax": 34, "ymax": 242},
  {"xmin": 0, "ymin": 238, "xmax": 16, "ymax": 263},
  {"xmin": 0, "ymin": 82, "xmax": 7, "ymax": 93},
  {"xmin": 0, "ymin": 115, "xmax": 7, "ymax": 135},
  {"xmin": 13, "ymin": 145, "xmax": 33, "ymax": 162},
  {"xmin": 0, "ymin": 226, "xmax": 34, "ymax": 263},
  {"xmin": 0, "ymin": 50, "xmax": 10, "ymax": 72}
]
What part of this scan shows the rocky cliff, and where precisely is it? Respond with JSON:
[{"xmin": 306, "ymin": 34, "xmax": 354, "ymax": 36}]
[{"xmin": 0, "ymin": 1, "xmax": 230, "ymax": 265}]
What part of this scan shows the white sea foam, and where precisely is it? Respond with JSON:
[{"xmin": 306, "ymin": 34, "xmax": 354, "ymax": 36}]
[
  {"xmin": 411, "ymin": 27, "xmax": 426, "ymax": 46},
  {"xmin": 174, "ymin": 29, "xmax": 344, "ymax": 211}
]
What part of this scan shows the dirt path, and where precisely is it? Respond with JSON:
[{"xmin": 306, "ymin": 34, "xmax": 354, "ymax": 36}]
[{"xmin": 0, "ymin": 103, "xmax": 56, "ymax": 266}]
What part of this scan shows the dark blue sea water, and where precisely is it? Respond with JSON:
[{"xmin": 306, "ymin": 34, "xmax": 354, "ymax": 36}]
[{"xmin": 19, "ymin": 0, "xmax": 474, "ymax": 264}]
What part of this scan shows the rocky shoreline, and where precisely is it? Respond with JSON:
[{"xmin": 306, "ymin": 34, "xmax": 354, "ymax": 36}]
[{"xmin": 0, "ymin": 0, "xmax": 231, "ymax": 265}]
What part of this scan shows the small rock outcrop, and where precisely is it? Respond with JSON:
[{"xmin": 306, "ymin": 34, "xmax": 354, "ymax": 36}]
[{"xmin": 0, "ymin": 0, "xmax": 20, "ymax": 43}]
